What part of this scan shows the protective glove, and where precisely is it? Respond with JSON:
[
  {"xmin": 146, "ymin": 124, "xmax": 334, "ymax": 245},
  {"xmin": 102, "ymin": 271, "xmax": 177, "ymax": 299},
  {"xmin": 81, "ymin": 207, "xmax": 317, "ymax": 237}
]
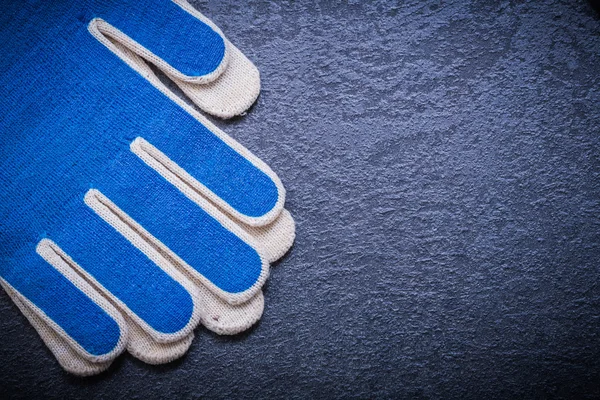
[{"xmin": 0, "ymin": 0, "xmax": 294, "ymax": 375}]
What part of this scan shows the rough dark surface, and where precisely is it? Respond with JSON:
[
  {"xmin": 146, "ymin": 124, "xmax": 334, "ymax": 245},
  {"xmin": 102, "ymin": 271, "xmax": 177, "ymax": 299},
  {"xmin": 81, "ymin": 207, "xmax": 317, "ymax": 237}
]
[{"xmin": 1, "ymin": 0, "xmax": 599, "ymax": 398}]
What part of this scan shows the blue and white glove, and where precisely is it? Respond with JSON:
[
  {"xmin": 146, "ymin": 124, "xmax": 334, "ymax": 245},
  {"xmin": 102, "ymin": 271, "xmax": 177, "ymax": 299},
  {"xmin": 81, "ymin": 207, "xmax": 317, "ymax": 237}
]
[{"xmin": 0, "ymin": 0, "xmax": 294, "ymax": 375}]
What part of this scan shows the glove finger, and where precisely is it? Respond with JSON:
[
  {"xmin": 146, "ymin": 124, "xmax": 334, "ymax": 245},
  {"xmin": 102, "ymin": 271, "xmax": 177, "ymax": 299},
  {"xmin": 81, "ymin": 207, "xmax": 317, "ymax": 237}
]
[
  {"xmin": 2, "ymin": 281, "xmax": 114, "ymax": 376},
  {"xmin": 243, "ymin": 209, "xmax": 296, "ymax": 263},
  {"xmin": 173, "ymin": 40, "xmax": 260, "ymax": 119},
  {"xmin": 88, "ymin": 0, "xmax": 228, "ymax": 84},
  {"xmin": 93, "ymin": 34, "xmax": 289, "ymax": 259},
  {"xmin": 133, "ymin": 126, "xmax": 285, "ymax": 228},
  {"xmin": 199, "ymin": 289, "xmax": 265, "ymax": 336},
  {"xmin": 123, "ymin": 313, "xmax": 194, "ymax": 365},
  {"xmin": 85, "ymin": 179, "xmax": 281, "ymax": 336},
  {"xmin": 130, "ymin": 134, "xmax": 294, "ymax": 263},
  {"xmin": 104, "ymin": 31, "xmax": 260, "ymax": 119},
  {"xmin": 0, "ymin": 244, "xmax": 129, "ymax": 366},
  {"xmin": 87, "ymin": 30, "xmax": 284, "ymax": 227}
]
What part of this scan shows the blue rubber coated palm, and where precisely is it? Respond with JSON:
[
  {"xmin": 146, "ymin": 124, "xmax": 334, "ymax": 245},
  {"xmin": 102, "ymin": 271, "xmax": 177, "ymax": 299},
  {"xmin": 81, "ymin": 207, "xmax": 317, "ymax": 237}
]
[{"xmin": 0, "ymin": 0, "xmax": 281, "ymax": 358}]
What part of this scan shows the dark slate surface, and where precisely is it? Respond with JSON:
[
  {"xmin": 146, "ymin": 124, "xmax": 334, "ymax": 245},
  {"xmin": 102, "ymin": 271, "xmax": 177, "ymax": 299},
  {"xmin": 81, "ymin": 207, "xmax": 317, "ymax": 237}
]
[{"xmin": 1, "ymin": 0, "xmax": 599, "ymax": 398}]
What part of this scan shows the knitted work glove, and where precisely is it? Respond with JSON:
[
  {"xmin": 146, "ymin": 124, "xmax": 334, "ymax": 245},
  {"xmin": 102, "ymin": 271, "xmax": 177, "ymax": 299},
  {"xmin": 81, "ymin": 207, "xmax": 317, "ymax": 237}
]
[{"xmin": 0, "ymin": 0, "xmax": 294, "ymax": 375}]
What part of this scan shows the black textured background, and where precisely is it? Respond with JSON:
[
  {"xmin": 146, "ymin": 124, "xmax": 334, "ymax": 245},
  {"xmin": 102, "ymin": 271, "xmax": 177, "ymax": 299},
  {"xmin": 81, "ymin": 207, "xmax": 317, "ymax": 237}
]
[{"xmin": 1, "ymin": 0, "xmax": 600, "ymax": 398}]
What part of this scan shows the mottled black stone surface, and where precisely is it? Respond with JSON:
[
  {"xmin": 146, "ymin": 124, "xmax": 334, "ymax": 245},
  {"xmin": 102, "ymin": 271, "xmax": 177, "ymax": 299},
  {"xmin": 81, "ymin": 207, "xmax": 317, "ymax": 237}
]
[{"xmin": 1, "ymin": 1, "xmax": 599, "ymax": 398}]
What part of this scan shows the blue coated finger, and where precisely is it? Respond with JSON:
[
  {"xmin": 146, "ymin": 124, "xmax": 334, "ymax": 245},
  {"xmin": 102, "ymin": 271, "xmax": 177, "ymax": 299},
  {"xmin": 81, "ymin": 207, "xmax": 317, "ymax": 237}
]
[
  {"xmin": 1, "ymin": 247, "xmax": 123, "ymax": 357},
  {"xmin": 145, "ymin": 110, "xmax": 281, "ymax": 219},
  {"xmin": 90, "ymin": 0, "xmax": 226, "ymax": 78}
]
